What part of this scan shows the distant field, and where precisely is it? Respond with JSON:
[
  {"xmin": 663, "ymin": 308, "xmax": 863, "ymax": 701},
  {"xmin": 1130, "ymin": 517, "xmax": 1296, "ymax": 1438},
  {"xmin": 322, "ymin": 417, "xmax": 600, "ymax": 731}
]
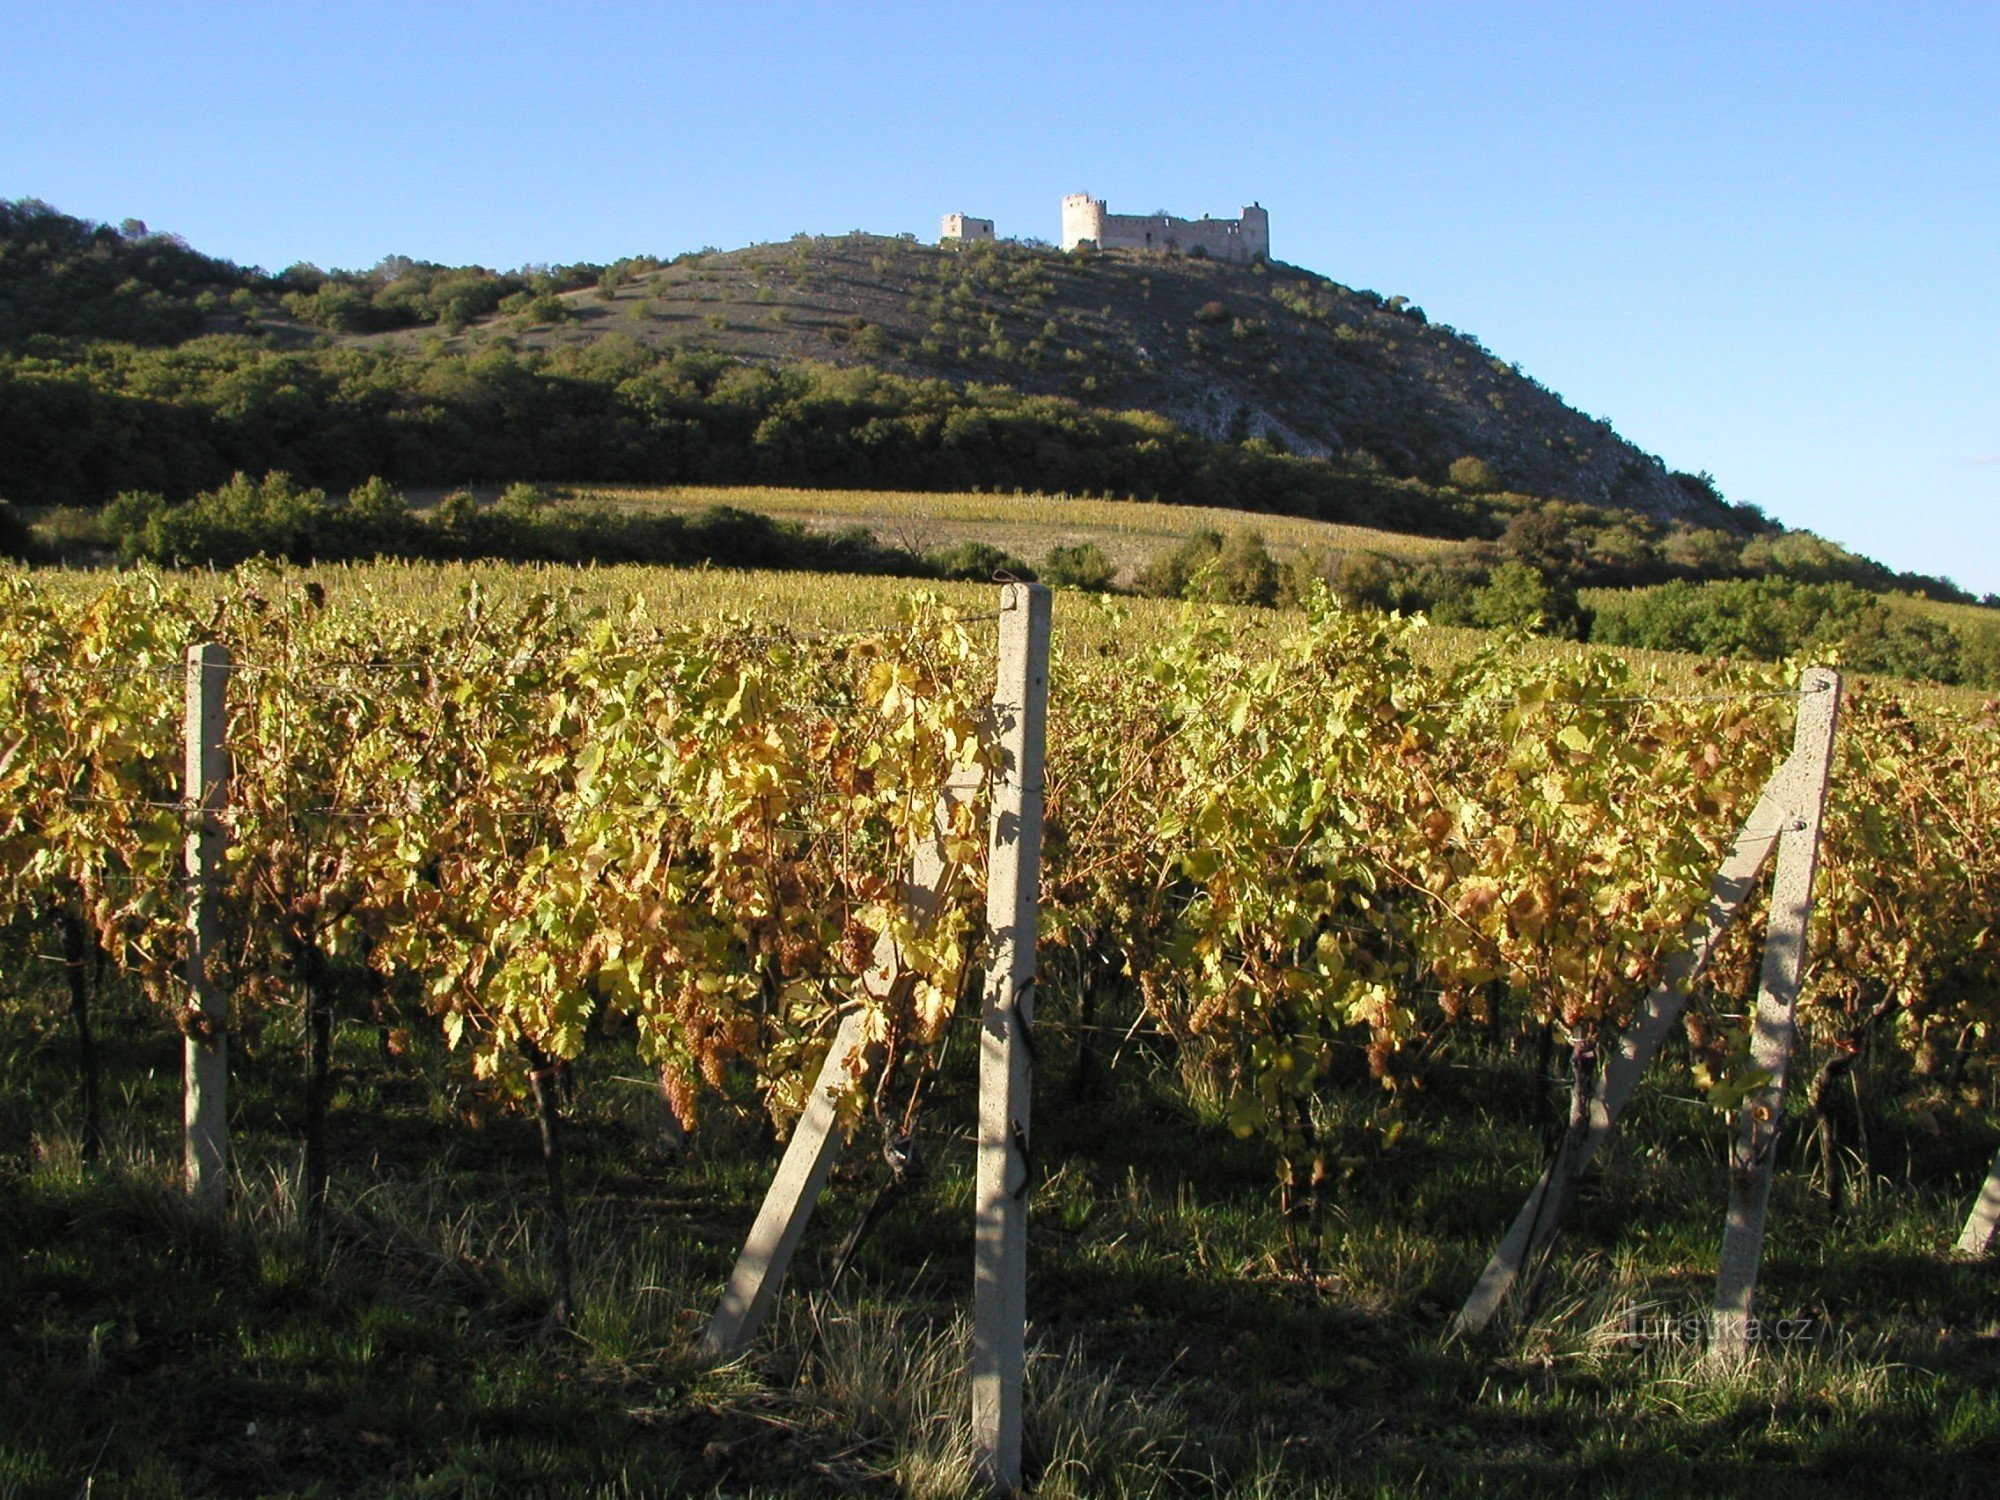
[
  {"xmin": 1895, "ymin": 594, "xmax": 2000, "ymax": 631},
  {"xmin": 549, "ymin": 483, "xmax": 1471, "ymax": 585}
]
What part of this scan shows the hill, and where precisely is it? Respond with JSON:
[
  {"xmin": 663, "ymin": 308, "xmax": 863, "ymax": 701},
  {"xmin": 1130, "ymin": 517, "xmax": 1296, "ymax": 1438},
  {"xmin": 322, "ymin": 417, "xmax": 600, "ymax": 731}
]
[
  {"xmin": 0, "ymin": 202, "xmax": 1731, "ymax": 528},
  {"xmin": 0, "ymin": 199, "xmax": 1981, "ymax": 609},
  {"xmin": 0, "ymin": 199, "xmax": 252, "ymax": 343},
  {"xmin": 350, "ymin": 233, "xmax": 1721, "ymax": 526}
]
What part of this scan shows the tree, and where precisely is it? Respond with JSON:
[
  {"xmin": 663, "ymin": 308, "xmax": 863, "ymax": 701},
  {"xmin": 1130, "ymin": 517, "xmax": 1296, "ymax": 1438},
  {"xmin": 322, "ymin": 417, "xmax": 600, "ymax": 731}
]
[
  {"xmin": 1329, "ymin": 550, "xmax": 1399, "ymax": 611},
  {"xmin": 1139, "ymin": 530, "xmax": 1222, "ymax": 598},
  {"xmin": 1217, "ymin": 529, "xmax": 1280, "ymax": 607},
  {"xmin": 1448, "ymin": 455, "xmax": 1497, "ymax": 492},
  {"xmin": 1471, "ymin": 560, "xmax": 1585, "ymax": 638},
  {"xmin": 927, "ymin": 540, "xmax": 1032, "ymax": 581}
]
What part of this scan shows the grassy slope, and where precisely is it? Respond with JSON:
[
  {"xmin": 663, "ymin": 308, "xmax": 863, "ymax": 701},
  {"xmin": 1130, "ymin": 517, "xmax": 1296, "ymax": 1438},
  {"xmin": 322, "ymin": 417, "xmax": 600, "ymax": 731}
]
[
  {"xmin": 551, "ymin": 482, "xmax": 1469, "ymax": 587},
  {"xmin": 3, "ymin": 962, "xmax": 1995, "ymax": 1497}
]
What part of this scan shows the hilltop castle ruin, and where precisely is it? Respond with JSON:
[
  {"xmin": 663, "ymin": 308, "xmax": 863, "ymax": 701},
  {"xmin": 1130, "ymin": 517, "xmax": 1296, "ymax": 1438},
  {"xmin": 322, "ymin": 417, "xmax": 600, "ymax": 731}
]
[
  {"xmin": 938, "ymin": 197, "xmax": 1270, "ymax": 262},
  {"xmin": 939, "ymin": 213, "xmax": 994, "ymax": 244},
  {"xmin": 1060, "ymin": 195, "xmax": 1269, "ymax": 262}
]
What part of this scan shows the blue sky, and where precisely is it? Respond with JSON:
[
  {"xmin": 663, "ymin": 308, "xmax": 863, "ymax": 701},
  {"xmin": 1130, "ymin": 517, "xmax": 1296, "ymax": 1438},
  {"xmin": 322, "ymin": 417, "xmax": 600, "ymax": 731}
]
[{"xmin": 5, "ymin": 1, "xmax": 1995, "ymax": 594}]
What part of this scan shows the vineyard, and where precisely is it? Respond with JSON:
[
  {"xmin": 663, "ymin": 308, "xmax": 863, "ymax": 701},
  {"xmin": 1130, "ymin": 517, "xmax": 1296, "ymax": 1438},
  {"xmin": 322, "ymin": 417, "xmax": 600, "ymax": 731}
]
[{"xmin": 3, "ymin": 563, "xmax": 1998, "ymax": 1496}]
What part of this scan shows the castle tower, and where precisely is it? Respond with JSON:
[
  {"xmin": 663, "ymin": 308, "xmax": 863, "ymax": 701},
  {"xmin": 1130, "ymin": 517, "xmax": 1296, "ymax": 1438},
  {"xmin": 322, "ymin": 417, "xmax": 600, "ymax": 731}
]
[
  {"xmin": 1237, "ymin": 203, "xmax": 1270, "ymax": 261},
  {"xmin": 1061, "ymin": 193, "xmax": 1105, "ymax": 251}
]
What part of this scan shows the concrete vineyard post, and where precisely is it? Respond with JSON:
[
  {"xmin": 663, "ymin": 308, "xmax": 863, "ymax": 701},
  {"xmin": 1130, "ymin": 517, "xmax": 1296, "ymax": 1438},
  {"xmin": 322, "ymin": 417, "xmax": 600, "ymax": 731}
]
[
  {"xmin": 1955, "ymin": 1146, "xmax": 2000, "ymax": 1256},
  {"xmin": 183, "ymin": 643, "xmax": 231, "ymax": 1211},
  {"xmin": 703, "ymin": 766, "xmax": 983, "ymax": 1362},
  {"xmin": 972, "ymin": 582, "xmax": 1051, "ymax": 1496},
  {"xmin": 1454, "ymin": 766, "xmax": 1801, "ymax": 1335},
  {"xmin": 1710, "ymin": 669, "xmax": 1841, "ymax": 1362},
  {"xmin": 704, "ymin": 602, "xmax": 1005, "ymax": 1361},
  {"xmin": 702, "ymin": 1007, "xmax": 875, "ymax": 1361}
]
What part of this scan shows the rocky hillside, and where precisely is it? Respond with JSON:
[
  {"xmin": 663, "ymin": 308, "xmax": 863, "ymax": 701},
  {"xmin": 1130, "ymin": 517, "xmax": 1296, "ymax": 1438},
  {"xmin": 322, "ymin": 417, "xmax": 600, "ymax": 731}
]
[
  {"xmin": 353, "ymin": 233, "xmax": 1722, "ymax": 525},
  {"xmin": 1, "ymin": 201, "xmax": 1734, "ymax": 535}
]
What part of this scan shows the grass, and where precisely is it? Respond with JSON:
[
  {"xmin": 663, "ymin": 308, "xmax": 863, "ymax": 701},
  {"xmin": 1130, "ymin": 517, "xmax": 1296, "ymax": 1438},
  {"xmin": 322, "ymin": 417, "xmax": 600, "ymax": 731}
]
[{"xmin": 3, "ymin": 949, "xmax": 1997, "ymax": 1497}]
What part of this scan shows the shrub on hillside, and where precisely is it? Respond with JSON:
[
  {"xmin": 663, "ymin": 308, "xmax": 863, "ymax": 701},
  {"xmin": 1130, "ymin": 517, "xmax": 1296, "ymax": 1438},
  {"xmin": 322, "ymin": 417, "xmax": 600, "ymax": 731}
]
[
  {"xmin": 926, "ymin": 540, "xmax": 1034, "ymax": 582},
  {"xmin": 0, "ymin": 199, "xmax": 253, "ymax": 343},
  {"xmin": 1140, "ymin": 530, "xmax": 1216, "ymax": 598},
  {"xmin": 1325, "ymin": 550, "xmax": 1401, "ymax": 612},
  {"xmin": 1589, "ymin": 576, "xmax": 1987, "ymax": 684},
  {"xmin": 100, "ymin": 471, "xmax": 945, "ymax": 578},
  {"xmin": 1138, "ymin": 528, "xmax": 1281, "ymax": 607},
  {"xmin": 1040, "ymin": 542, "xmax": 1116, "ymax": 591},
  {"xmin": 1739, "ymin": 529, "xmax": 1884, "ymax": 588},
  {"xmin": 108, "ymin": 471, "xmax": 337, "ymax": 566},
  {"xmin": 1447, "ymin": 455, "xmax": 1497, "ymax": 492},
  {"xmin": 1470, "ymin": 560, "xmax": 1587, "ymax": 638},
  {"xmin": 1959, "ymin": 621, "xmax": 2000, "ymax": 689},
  {"xmin": 0, "ymin": 499, "xmax": 30, "ymax": 560},
  {"xmin": 1217, "ymin": 528, "xmax": 1281, "ymax": 607}
]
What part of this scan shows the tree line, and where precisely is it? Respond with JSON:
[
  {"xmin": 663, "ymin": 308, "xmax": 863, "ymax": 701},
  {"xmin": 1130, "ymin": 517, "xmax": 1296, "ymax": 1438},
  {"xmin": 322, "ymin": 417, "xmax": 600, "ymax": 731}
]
[{"xmin": 0, "ymin": 334, "xmax": 1494, "ymax": 537}]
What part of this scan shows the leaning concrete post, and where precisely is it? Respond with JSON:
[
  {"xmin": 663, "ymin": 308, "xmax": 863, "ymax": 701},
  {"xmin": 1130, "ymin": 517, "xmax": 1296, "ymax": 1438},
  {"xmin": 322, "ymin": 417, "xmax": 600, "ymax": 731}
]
[
  {"xmin": 1955, "ymin": 1146, "xmax": 2000, "ymax": 1257},
  {"xmin": 702, "ymin": 1006, "xmax": 877, "ymax": 1361},
  {"xmin": 1710, "ymin": 669, "xmax": 1841, "ymax": 1361},
  {"xmin": 1454, "ymin": 766, "xmax": 1798, "ymax": 1336},
  {"xmin": 972, "ymin": 583, "xmax": 1051, "ymax": 1495},
  {"xmin": 183, "ymin": 643, "xmax": 231, "ymax": 1211},
  {"xmin": 703, "ymin": 718, "xmax": 985, "ymax": 1360}
]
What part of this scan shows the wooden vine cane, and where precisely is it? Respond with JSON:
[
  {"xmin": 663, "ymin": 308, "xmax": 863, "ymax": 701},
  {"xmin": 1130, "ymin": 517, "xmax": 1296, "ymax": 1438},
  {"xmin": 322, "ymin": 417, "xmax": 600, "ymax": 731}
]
[{"xmin": 1455, "ymin": 671, "xmax": 1839, "ymax": 1336}]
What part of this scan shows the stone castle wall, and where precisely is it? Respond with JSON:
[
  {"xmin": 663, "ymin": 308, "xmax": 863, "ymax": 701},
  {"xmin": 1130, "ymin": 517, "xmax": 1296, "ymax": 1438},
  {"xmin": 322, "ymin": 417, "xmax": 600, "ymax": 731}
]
[
  {"xmin": 1060, "ymin": 194, "xmax": 1268, "ymax": 262},
  {"xmin": 939, "ymin": 213, "xmax": 995, "ymax": 243}
]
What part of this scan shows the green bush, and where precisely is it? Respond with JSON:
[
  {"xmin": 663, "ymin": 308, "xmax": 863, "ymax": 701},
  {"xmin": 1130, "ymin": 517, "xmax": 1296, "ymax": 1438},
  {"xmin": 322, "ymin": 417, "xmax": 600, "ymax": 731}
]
[
  {"xmin": 1138, "ymin": 528, "xmax": 1280, "ymax": 607},
  {"xmin": 494, "ymin": 482, "xmax": 550, "ymax": 518},
  {"xmin": 0, "ymin": 498, "xmax": 29, "ymax": 560},
  {"xmin": 1138, "ymin": 530, "xmax": 1221, "ymax": 599},
  {"xmin": 1327, "ymin": 550, "xmax": 1400, "ymax": 611},
  {"xmin": 925, "ymin": 540, "xmax": 1033, "ymax": 582},
  {"xmin": 1447, "ymin": 455, "xmax": 1497, "ymax": 492},
  {"xmin": 1217, "ymin": 529, "xmax": 1280, "ymax": 606},
  {"xmin": 1587, "ymin": 576, "xmax": 1985, "ymax": 684},
  {"xmin": 94, "ymin": 471, "xmax": 950, "ymax": 579},
  {"xmin": 1469, "ymin": 560, "xmax": 1586, "ymax": 638},
  {"xmin": 516, "ymin": 293, "xmax": 570, "ymax": 326},
  {"xmin": 1738, "ymin": 529, "xmax": 1884, "ymax": 587},
  {"xmin": 1959, "ymin": 620, "xmax": 2000, "ymax": 689},
  {"xmin": 109, "ymin": 472, "xmax": 335, "ymax": 565},
  {"xmin": 1040, "ymin": 541, "xmax": 1116, "ymax": 591}
]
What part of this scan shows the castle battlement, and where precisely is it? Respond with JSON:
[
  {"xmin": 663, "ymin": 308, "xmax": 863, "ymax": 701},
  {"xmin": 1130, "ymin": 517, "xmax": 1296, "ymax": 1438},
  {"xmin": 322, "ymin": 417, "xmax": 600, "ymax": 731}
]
[{"xmin": 1060, "ymin": 195, "xmax": 1269, "ymax": 263}]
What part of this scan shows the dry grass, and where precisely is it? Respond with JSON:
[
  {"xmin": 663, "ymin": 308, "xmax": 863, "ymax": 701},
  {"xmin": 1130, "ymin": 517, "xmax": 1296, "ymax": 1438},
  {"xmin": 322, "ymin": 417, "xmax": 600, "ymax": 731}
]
[{"xmin": 557, "ymin": 482, "xmax": 1470, "ymax": 584}]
